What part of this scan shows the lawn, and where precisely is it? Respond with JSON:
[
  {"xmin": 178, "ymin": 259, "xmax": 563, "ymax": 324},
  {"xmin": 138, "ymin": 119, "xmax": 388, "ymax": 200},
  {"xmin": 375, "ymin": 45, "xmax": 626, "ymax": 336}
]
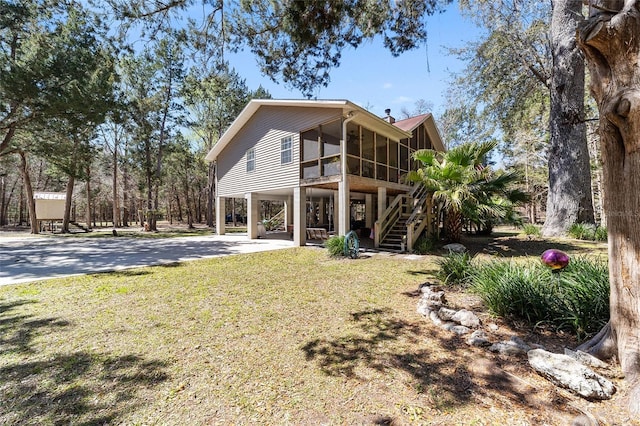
[{"xmin": 0, "ymin": 238, "xmax": 629, "ymax": 425}]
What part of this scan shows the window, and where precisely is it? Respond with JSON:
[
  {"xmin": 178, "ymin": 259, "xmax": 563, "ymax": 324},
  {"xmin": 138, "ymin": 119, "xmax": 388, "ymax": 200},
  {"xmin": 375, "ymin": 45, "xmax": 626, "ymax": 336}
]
[
  {"xmin": 246, "ymin": 148, "xmax": 255, "ymax": 172},
  {"xmin": 281, "ymin": 136, "xmax": 292, "ymax": 164}
]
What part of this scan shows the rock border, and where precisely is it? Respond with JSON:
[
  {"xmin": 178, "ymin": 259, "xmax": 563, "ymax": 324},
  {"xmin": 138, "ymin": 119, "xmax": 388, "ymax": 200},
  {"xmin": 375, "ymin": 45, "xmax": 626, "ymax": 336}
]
[{"xmin": 416, "ymin": 282, "xmax": 617, "ymax": 403}]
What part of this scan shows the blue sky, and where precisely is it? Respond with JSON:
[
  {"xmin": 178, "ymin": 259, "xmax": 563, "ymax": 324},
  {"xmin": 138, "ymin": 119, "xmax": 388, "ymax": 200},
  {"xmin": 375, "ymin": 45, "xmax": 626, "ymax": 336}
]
[{"xmin": 227, "ymin": 3, "xmax": 481, "ymax": 119}]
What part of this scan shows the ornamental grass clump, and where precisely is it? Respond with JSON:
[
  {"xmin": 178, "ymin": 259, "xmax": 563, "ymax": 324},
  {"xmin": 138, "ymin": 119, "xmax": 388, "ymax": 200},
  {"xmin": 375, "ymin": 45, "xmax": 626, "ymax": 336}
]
[
  {"xmin": 521, "ymin": 223, "xmax": 541, "ymax": 237},
  {"xmin": 325, "ymin": 235, "xmax": 346, "ymax": 257},
  {"xmin": 469, "ymin": 256, "xmax": 609, "ymax": 338},
  {"xmin": 568, "ymin": 222, "xmax": 607, "ymax": 242},
  {"xmin": 469, "ymin": 260, "xmax": 555, "ymax": 324},
  {"xmin": 553, "ymin": 256, "xmax": 610, "ymax": 338},
  {"xmin": 436, "ymin": 252, "xmax": 473, "ymax": 286}
]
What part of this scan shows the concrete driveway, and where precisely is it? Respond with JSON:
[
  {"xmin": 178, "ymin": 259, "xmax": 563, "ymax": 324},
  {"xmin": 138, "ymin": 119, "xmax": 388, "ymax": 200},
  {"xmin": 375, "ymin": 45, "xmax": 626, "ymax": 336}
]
[{"xmin": 0, "ymin": 234, "xmax": 294, "ymax": 286}]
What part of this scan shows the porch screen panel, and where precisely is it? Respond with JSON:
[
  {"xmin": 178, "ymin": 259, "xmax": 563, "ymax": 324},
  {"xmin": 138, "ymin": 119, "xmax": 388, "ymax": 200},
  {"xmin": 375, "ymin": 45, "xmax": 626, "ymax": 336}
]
[
  {"xmin": 399, "ymin": 142, "xmax": 409, "ymax": 182},
  {"xmin": 302, "ymin": 129, "xmax": 319, "ymax": 161},
  {"xmin": 376, "ymin": 134, "xmax": 388, "ymax": 181},
  {"xmin": 347, "ymin": 155, "xmax": 360, "ymax": 176},
  {"xmin": 362, "ymin": 128, "xmax": 374, "ymax": 161},
  {"xmin": 346, "ymin": 122, "xmax": 360, "ymax": 175},
  {"xmin": 321, "ymin": 120, "xmax": 341, "ymax": 157},
  {"xmin": 389, "ymin": 140, "xmax": 398, "ymax": 167},
  {"xmin": 346, "ymin": 123, "xmax": 360, "ymax": 156},
  {"xmin": 302, "ymin": 162, "xmax": 320, "ymax": 179}
]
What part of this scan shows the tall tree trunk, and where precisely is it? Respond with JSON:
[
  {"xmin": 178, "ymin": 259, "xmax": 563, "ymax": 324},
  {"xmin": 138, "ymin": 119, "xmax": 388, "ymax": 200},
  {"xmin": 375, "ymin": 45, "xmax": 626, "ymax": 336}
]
[
  {"xmin": 576, "ymin": 0, "xmax": 640, "ymax": 415},
  {"xmin": 0, "ymin": 174, "xmax": 7, "ymax": 226},
  {"xmin": 543, "ymin": 0, "xmax": 595, "ymax": 236},
  {"xmin": 145, "ymin": 141, "xmax": 155, "ymax": 231},
  {"xmin": 1, "ymin": 177, "xmax": 17, "ymax": 226},
  {"xmin": 122, "ymin": 159, "xmax": 129, "ymax": 227},
  {"xmin": 62, "ymin": 176, "xmax": 75, "ymax": 233},
  {"xmin": 207, "ymin": 162, "xmax": 215, "ymax": 227},
  {"xmin": 18, "ymin": 183, "xmax": 25, "ymax": 225},
  {"xmin": 85, "ymin": 166, "xmax": 92, "ymax": 230},
  {"xmin": 112, "ymin": 142, "xmax": 120, "ymax": 227},
  {"xmin": 18, "ymin": 151, "xmax": 38, "ymax": 234}
]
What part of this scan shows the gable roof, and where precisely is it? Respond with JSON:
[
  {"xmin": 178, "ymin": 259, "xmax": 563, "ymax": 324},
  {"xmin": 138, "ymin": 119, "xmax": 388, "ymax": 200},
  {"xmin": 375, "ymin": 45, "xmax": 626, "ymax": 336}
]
[
  {"xmin": 393, "ymin": 113, "xmax": 446, "ymax": 152},
  {"xmin": 205, "ymin": 99, "xmax": 412, "ymax": 162}
]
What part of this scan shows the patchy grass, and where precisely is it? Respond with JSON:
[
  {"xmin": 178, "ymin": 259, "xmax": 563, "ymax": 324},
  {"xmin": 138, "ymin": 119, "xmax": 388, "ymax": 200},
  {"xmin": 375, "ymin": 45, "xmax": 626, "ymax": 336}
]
[{"xmin": 0, "ymin": 242, "xmax": 632, "ymax": 425}]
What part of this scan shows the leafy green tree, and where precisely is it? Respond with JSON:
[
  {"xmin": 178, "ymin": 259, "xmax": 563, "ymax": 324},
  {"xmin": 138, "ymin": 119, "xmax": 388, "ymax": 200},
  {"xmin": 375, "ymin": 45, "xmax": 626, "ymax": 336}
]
[
  {"xmin": 451, "ymin": 0, "xmax": 594, "ymax": 235},
  {"xmin": 121, "ymin": 32, "xmax": 185, "ymax": 231},
  {"xmin": 182, "ymin": 64, "xmax": 270, "ymax": 227},
  {"xmin": 409, "ymin": 141, "xmax": 526, "ymax": 242},
  {"xmin": 2, "ymin": 3, "xmax": 116, "ymax": 232}
]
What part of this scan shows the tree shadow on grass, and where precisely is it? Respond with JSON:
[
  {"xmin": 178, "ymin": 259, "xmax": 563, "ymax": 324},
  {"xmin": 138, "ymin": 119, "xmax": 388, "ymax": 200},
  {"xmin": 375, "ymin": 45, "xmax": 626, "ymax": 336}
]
[
  {"xmin": 0, "ymin": 299, "xmax": 169, "ymax": 425},
  {"xmin": 0, "ymin": 299, "xmax": 69, "ymax": 356},
  {"xmin": 301, "ymin": 308, "xmax": 541, "ymax": 415},
  {"xmin": 0, "ymin": 352, "xmax": 169, "ymax": 425},
  {"xmin": 301, "ymin": 308, "xmax": 473, "ymax": 406},
  {"xmin": 462, "ymin": 233, "xmax": 607, "ymax": 258}
]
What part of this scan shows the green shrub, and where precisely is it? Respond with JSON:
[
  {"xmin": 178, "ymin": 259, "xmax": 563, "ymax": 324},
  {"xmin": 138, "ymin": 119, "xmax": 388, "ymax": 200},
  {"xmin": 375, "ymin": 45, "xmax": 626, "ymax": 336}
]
[
  {"xmin": 325, "ymin": 235, "xmax": 346, "ymax": 257},
  {"xmin": 469, "ymin": 260, "xmax": 554, "ymax": 324},
  {"xmin": 413, "ymin": 234, "xmax": 435, "ymax": 255},
  {"xmin": 436, "ymin": 252, "xmax": 473, "ymax": 286},
  {"xmin": 469, "ymin": 256, "xmax": 609, "ymax": 338},
  {"xmin": 568, "ymin": 223, "xmax": 608, "ymax": 242},
  {"xmin": 594, "ymin": 226, "xmax": 608, "ymax": 242},
  {"xmin": 553, "ymin": 257, "xmax": 609, "ymax": 338},
  {"xmin": 521, "ymin": 223, "xmax": 541, "ymax": 237}
]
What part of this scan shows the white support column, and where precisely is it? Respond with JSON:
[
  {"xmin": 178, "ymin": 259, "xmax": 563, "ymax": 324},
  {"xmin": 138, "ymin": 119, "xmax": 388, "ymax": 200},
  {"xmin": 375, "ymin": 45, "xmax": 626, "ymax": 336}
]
[
  {"xmin": 377, "ymin": 187, "xmax": 387, "ymax": 219},
  {"xmin": 332, "ymin": 190, "xmax": 339, "ymax": 232},
  {"xmin": 338, "ymin": 180, "xmax": 350, "ymax": 236},
  {"xmin": 216, "ymin": 196, "xmax": 226, "ymax": 235},
  {"xmin": 293, "ymin": 187, "xmax": 306, "ymax": 246},
  {"xmin": 247, "ymin": 192, "xmax": 259, "ymax": 239},
  {"xmin": 285, "ymin": 194, "xmax": 293, "ymax": 234},
  {"xmin": 365, "ymin": 194, "xmax": 373, "ymax": 228}
]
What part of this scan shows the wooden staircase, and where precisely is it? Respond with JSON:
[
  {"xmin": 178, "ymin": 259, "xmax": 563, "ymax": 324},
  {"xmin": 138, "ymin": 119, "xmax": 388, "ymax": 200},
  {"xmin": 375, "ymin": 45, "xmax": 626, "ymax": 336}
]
[{"xmin": 374, "ymin": 183, "xmax": 434, "ymax": 252}]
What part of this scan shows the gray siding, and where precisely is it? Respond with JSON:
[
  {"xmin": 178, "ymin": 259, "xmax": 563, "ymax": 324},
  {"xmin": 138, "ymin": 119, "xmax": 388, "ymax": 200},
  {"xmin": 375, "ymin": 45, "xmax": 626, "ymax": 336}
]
[{"xmin": 217, "ymin": 106, "xmax": 343, "ymax": 197}]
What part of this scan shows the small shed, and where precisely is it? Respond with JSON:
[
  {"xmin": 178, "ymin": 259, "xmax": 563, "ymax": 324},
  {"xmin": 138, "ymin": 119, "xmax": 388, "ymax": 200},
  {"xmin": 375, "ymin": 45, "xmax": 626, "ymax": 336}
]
[{"xmin": 34, "ymin": 192, "xmax": 66, "ymax": 220}]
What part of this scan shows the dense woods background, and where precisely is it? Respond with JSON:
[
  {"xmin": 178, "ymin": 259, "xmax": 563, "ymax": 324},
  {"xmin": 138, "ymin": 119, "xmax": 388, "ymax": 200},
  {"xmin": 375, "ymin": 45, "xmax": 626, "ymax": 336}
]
[{"xmin": 0, "ymin": 0, "xmax": 602, "ymax": 234}]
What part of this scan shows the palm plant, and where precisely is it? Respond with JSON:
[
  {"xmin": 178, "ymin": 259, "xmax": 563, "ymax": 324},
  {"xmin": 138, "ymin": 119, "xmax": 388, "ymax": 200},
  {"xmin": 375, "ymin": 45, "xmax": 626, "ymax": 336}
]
[{"xmin": 409, "ymin": 141, "xmax": 527, "ymax": 242}]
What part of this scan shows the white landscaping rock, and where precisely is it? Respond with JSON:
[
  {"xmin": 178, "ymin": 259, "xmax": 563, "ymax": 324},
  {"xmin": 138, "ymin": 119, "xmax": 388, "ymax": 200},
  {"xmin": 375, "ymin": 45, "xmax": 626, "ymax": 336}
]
[
  {"xmin": 443, "ymin": 243, "xmax": 466, "ymax": 253},
  {"xmin": 489, "ymin": 337, "xmax": 531, "ymax": 356},
  {"xmin": 419, "ymin": 284, "xmax": 446, "ymax": 304},
  {"xmin": 528, "ymin": 349, "xmax": 616, "ymax": 400},
  {"xmin": 467, "ymin": 330, "xmax": 491, "ymax": 347},
  {"xmin": 564, "ymin": 348, "xmax": 610, "ymax": 369},
  {"xmin": 437, "ymin": 307, "xmax": 458, "ymax": 321},
  {"xmin": 564, "ymin": 348, "xmax": 620, "ymax": 379},
  {"xmin": 452, "ymin": 309, "xmax": 481, "ymax": 328},
  {"xmin": 442, "ymin": 323, "xmax": 471, "ymax": 335}
]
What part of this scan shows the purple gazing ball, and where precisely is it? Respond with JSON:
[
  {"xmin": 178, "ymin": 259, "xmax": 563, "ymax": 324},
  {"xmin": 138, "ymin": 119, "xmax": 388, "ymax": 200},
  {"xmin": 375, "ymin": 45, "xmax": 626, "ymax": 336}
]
[{"xmin": 541, "ymin": 249, "xmax": 570, "ymax": 272}]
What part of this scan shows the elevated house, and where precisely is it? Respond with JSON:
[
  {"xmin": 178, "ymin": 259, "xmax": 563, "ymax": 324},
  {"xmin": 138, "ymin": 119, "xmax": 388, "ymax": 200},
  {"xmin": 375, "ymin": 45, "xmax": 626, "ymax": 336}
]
[{"xmin": 205, "ymin": 99, "xmax": 446, "ymax": 251}]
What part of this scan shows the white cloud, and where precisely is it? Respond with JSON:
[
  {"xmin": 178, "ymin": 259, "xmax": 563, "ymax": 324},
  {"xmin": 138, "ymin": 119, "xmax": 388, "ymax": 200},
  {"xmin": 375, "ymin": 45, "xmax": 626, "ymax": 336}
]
[
  {"xmin": 382, "ymin": 82, "xmax": 393, "ymax": 89},
  {"xmin": 392, "ymin": 96, "xmax": 413, "ymax": 104}
]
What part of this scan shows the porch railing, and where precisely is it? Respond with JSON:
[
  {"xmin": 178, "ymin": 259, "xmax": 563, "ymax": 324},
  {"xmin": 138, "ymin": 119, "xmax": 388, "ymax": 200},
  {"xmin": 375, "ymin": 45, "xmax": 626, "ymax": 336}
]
[
  {"xmin": 405, "ymin": 183, "xmax": 432, "ymax": 251},
  {"xmin": 374, "ymin": 193, "xmax": 411, "ymax": 248}
]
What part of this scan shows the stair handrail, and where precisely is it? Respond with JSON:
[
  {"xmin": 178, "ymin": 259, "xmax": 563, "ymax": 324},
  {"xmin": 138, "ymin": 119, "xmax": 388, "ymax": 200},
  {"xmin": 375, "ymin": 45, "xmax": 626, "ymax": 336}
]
[
  {"xmin": 406, "ymin": 183, "xmax": 429, "ymax": 225},
  {"xmin": 266, "ymin": 208, "xmax": 286, "ymax": 230},
  {"xmin": 374, "ymin": 193, "xmax": 410, "ymax": 248},
  {"xmin": 405, "ymin": 183, "xmax": 431, "ymax": 251}
]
